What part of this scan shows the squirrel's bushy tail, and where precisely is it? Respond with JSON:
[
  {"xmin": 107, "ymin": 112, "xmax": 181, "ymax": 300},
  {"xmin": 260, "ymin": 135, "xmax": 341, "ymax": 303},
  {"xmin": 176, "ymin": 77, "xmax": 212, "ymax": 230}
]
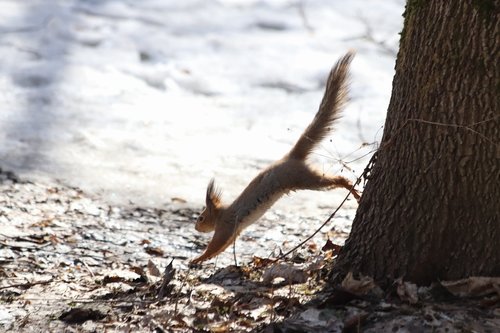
[{"xmin": 287, "ymin": 52, "xmax": 353, "ymax": 160}]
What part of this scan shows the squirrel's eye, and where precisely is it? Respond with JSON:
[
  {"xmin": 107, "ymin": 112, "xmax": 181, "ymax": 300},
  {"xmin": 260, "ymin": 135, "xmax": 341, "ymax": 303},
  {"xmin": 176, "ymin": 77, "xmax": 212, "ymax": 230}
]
[{"xmin": 198, "ymin": 216, "xmax": 204, "ymax": 222}]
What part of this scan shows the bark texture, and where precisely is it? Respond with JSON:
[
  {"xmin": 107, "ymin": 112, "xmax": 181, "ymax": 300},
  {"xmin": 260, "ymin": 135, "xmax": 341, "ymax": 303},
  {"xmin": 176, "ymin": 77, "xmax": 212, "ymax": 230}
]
[{"xmin": 334, "ymin": 1, "xmax": 499, "ymax": 285}]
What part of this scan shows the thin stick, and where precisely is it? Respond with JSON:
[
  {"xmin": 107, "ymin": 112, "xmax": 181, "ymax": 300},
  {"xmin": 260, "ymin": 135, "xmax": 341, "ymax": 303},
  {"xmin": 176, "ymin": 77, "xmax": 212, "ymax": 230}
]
[
  {"xmin": 0, "ymin": 279, "xmax": 53, "ymax": 290},
  {"xmin": 232, "ymin": 215, "xmax": 239, "ymax": 266},
  {"xmin": 406, "ymin": 117, "xmax": 499, "ymax": 148},
  {"xmin": 80, "ymin": 258, "xmax": 95, "ymax": 278}
]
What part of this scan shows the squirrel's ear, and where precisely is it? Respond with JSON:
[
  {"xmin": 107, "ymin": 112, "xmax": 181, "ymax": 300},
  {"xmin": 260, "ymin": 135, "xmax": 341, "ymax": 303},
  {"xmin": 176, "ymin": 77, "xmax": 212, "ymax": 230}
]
[{"xmin": 206, "ymin": 179, "xmax": 222, "ymax": 209}]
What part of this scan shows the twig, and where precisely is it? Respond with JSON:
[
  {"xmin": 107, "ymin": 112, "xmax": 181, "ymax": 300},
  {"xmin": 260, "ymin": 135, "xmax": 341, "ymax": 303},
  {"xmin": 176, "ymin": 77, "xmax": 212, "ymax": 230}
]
[
  {"xmin": 0, "ymin": 297, "xmax": 160, "ymax": 304},
  {"xmin": 232, "ymin": 215, "xmax": 240, "ymax": 266},
  {"xmin": 173, "ymin": 268, "xmax": 187, "ymax": 316},
  {"xmin": 405, "ymin": 116, "xmax": 499, "ymax": 148},
  {"xmin": 0, "ymin": 278, "xmax": 53, "ymax": 290},
  {"xmin": 345, "ymin": 13, "xmax": 397, "ymax": 56},
  {"xmin": 383, "ymin": 115, "xmax": 499, "ymax": 151},
  {"xmin": 296, "ymin": 1, "xmax": 314, "ymax": 33},
  {"xmin": 79, "ymin": 259, "xmax": 95, "ymax": 278}
]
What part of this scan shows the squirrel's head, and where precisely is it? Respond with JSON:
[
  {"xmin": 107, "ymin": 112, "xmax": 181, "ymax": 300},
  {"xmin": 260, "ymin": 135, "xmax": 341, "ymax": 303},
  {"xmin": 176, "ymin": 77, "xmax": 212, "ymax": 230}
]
[{"xmin": 195, "ymin": 179, "xmax": 223, "ymax": 233}]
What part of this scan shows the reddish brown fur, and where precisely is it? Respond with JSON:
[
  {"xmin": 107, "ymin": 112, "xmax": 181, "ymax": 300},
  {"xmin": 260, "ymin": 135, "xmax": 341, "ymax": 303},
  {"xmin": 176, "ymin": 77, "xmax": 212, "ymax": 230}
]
[{"xmin": 191, "ymin": 52, "xmax": 359, "ymax": 264}]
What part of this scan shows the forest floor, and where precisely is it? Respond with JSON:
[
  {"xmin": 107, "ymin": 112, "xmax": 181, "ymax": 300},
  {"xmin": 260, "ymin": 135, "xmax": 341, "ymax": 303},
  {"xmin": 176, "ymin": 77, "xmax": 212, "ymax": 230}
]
[{"xmin": 1, "ymin": 169, "xmax": 499, "ymax": 333}]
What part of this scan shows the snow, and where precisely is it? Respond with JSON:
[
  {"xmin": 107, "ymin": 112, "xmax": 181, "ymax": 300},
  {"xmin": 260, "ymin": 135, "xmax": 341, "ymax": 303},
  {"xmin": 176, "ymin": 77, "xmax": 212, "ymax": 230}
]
[{"xmin": 0, "ymin": 0, "xmax": 405, "ymax": 212}]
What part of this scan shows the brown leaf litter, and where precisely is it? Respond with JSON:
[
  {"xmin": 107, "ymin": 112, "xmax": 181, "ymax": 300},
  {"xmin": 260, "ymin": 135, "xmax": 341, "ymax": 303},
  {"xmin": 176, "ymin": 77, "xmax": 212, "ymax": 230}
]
[{"xmin": 0, "ymin": 169, "xmax": 498, "ymax": 332}]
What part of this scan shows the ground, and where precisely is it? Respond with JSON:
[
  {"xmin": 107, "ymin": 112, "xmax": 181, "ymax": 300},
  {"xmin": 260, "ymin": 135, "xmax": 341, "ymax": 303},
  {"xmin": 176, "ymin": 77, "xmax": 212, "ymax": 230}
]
[{"xmin": 1, "ymin": 171, "xmax": 498, "ymax": 332}]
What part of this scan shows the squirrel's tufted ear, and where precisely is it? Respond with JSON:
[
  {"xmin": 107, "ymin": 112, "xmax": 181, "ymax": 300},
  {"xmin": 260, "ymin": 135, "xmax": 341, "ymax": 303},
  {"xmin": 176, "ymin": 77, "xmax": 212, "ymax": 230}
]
[{"xmin": 206, "ymin": 179, "xmax": 222, "ymax": 209}]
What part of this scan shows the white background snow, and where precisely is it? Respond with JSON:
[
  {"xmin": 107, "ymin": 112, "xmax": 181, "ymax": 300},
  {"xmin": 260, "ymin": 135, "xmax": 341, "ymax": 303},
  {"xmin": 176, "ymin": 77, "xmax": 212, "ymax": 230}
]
[{"xmin": 0, "ymin": 0, "xmax": 404, "ymax": 214}]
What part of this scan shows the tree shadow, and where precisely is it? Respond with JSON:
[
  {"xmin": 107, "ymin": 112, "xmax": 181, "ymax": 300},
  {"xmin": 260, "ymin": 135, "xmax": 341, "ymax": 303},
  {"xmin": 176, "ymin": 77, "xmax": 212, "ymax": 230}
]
[{"xmin": 0, "ymin": 0, "xmax": 107, "ymax": 177}]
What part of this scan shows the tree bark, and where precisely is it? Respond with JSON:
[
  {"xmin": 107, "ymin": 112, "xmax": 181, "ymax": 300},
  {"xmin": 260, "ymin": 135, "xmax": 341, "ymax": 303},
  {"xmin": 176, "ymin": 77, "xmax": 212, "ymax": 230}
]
[{"xmin": 334, "ymin": 0, "xmax": 499, "ymax": 286}]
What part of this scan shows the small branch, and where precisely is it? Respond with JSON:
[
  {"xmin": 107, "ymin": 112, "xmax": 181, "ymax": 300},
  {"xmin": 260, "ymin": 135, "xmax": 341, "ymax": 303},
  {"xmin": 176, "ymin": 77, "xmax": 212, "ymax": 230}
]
[
  {"xmin": 79, "ymin": 259, "xmax": 95, "ymax": 278},
  {"xmin": 232, "ymin": 215, "xmax": 240, "ymax": 266},
  {"xmin": 344, "ymin": 13, "xmax": 397, "ymax": 56},
  {"xmin": 296, "ymin": 1, "xmax": 314, "ymax": 33},
  {"xmin": 0, "ymin": 278, "xmax": 53, "ymax": 290},
  {"xmin": 405, "ymin": 116, "xmax": 499, "ymax": 148}
]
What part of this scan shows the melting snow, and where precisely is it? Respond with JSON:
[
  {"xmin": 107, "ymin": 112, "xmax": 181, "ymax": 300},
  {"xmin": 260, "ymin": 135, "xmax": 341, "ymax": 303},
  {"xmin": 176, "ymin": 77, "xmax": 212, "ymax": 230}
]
[{"xmin": 0, "ymin": 0, "xmax": 404, "ymax": 212}]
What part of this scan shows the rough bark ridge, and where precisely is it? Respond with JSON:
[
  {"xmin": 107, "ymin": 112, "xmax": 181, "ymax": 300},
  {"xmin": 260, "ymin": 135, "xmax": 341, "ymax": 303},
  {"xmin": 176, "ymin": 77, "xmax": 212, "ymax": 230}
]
[{"xmin": 334, "ymin": 1, "xmax": 499, "ymax": 285}]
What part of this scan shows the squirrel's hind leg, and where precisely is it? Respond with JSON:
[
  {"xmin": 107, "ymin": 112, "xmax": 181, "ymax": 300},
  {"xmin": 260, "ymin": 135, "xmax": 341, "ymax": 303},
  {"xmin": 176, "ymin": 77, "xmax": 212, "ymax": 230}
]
[{"xmin": 297, "ymin": 167, "xmax": 361, "ymax": 201}]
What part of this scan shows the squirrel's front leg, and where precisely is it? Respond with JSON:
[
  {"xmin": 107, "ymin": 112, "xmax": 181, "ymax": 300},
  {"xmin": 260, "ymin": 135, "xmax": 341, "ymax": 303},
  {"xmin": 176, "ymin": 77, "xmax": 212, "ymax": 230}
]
[{"xmin": 191, "ymin": 220, "xmax": 239, "ymax": 264}]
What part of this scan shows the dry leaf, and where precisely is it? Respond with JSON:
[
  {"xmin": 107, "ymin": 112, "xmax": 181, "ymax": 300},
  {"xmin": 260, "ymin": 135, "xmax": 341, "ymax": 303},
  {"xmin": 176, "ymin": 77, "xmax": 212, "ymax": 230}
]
[
  {"xmin": 441, "ymin": 277, "xmax": 500, "ymax": 297},
  {"xmin": 147, "ymin": 259, "xmax": 161, "ymax": 277},
  {"xmin": 341, "ymin": 272, "xmax": 376, "ymax": 296},
  {"xmin": 262, "ymin": 263, "xmax": 307, "ymax": 285},
  {"xmin": 251, "ymin": 256, "xmax": 274, "ymax": 268},
  {"xmin": 395, "ymin": 278, "xmax": 418, "ymax": 304},
  {"xmin": 129, "ymin": 266, "xmax": 148, "ymax": 283},
  {"xmin": 306, "ymin": 255, "xmax": 325, "ymax": 272},
  {"xmin": 204, "ymin": 265, "xmax": 243, "ymax": 285},
  {"xmin": 171, "ymin": 197, "xmax": 187, "ymax": 203},
  {"xmin": 145, "ymin": 246, "xmax": 164, "ymax": 256},
  {"xmin": 343, "ymin": 311, "xmax": 369, "ymax": 332},
  {"xmin": 209, "ymin": 323, "xmax": 229, "ymax": 333},
  {"xmin": 321, "ymin": 239, "xmax": 342, "ymax": 256},
  {"xmin": 307, "ymin": 242, "xmax": 318, "ymax": 252},
  {"xmin": 59, "ymin": 307, "xmax": 106, "ymax": 324},
  {"xmin": 102, "ymin": 269, "xmax": 141, "ymax": 284},
  {"xmin": 158, "ymin": 260, "xmax": 175, "ymax": 299}
]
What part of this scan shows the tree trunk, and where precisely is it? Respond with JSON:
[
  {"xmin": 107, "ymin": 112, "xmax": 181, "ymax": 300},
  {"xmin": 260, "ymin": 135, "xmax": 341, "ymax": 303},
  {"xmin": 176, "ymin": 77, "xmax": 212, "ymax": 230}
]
[{"xmin": 334, "ymin": 1, "xmax": 499, "ymax": 286}]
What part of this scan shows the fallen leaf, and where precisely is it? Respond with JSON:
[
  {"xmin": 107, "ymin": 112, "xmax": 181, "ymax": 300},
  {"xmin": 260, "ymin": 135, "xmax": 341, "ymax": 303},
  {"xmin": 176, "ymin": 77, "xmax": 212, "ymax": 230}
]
[
  {"xmin": 343, "ymin": 311, "xmax": 369, "ymax": 333},
  {"xmin": 147, "ymin": 259, "xmax": 161, "ymax": 277},
  {"xmin": 209, "ymin": 323, "xmax": 229, "ymax": 333},
  {"xmin": 441, "ymin": 277, "xmax": 500, "ymax": 297},
  {"xmin": 171, "ymin": 197, "xmax": 187, "ymax": 204},
  {"xmin": 262, "ymin": 263, "xmax": 307, "ymax": 285},
  {"xmin": 158, "ymin": 259, "xmax": 175, "ymax": 299},
  {"xmin": 145, "ymin": 246, "xmax": 164, "ymax": 256},
  {"xmin": 307, "ymin": 242, "xmax": 318, "ymax": 252},
  {"xmin": 30, "ymin": 218, "xmax": 54, "ymax": 228},
  {"xmin": 321, "ymin": 239, "xmax": 342, "ymax": 255},
  {"xmin": 59, "ymin": 307, "xmax": 106, "ymax": 324},
  {"xmin": 395, "ymin": 278, "xmax": 418, "ymax": 304},
  {"xmin": 129, "ymin": 266, "xmax": 148, "ymax": 283},
  {"xmin": 306, "ymin": 255, "xmax": 325, "ymax": 272},
  {"xmin": 251, "ymin": 256, "xmax": 274, "ymax": 268},
  {"xmin": 102, "ymin": 269, "xmax": 141, "ymax": 284},
  {"xmin": 341, "ymin": 272, "xmax": 377, "ymax": 296},
  {"xmin": 204, "ymin": 265, "xmax": 244, "ymax": 285},
  {"xmin": 319, "ymin": 287, "xmax": 362, "ymax": 306}
]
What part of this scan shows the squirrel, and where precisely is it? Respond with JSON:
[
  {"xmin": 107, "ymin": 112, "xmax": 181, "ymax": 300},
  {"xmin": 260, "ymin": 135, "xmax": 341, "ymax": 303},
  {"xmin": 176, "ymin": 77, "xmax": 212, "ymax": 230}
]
[{"xmin": 191, "ymin": 52, "xmax": 360, "ymax": 264}]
